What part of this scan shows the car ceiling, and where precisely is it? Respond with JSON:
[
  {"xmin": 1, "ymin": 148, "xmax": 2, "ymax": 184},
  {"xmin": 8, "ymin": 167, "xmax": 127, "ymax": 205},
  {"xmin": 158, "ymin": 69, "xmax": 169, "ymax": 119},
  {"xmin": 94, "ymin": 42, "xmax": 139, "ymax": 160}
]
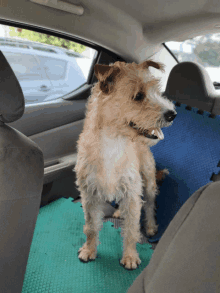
[{"xmin": 1, "ymin": 0, "xmax": 220, "ymax": 62}]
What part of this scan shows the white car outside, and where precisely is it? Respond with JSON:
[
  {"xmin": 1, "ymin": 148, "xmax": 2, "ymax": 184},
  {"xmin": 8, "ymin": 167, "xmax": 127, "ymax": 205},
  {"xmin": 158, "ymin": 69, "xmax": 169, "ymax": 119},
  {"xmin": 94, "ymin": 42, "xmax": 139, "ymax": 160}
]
[{"xmin": 0, "ymin": 40, "xmax": 93, "ymax": 104}]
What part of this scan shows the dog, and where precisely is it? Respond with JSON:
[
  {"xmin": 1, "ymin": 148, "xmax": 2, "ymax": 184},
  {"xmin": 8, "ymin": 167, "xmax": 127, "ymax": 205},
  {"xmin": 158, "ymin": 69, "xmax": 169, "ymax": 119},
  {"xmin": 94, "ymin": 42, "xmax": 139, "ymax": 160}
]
[{"xmin": 75, "ymin": 60, "xmax": 176, "ymax": 270}]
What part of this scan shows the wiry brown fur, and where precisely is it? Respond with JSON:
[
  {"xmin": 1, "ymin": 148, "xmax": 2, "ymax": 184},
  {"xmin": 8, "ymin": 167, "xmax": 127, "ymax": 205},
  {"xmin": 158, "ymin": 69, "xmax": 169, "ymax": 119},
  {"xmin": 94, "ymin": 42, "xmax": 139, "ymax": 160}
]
[{"xmin": 75, "ymin": 60, "xmax": 176, "ymax": 270}]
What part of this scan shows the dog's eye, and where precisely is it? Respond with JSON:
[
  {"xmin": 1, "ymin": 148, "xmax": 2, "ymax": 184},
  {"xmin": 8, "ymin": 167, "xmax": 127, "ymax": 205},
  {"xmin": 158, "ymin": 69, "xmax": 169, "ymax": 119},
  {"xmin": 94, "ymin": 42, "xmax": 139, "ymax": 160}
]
[
  {"xmin": 106, "ymin": 74, "xmax": 114, "ymax": 85},
  {"xmin": 107, "ymin": 75, "xmax": 113, "ymax": 83},
  {"xmin": 100, "ymin": 81, "xmax": 109, "ymax": 93},
  {"xmin": 134, "ymin": 92, "xmax": 144, "ymax": 101}
]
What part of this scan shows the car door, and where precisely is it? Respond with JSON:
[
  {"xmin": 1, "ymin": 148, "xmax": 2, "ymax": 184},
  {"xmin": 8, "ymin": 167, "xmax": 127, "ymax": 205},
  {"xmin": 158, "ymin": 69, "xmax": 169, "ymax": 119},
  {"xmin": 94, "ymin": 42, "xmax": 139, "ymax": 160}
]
[
  {"xmin": 1, "ymin": 23, "xmax": 124, "ymax": 206},
  {"xmin": 1, "ymin": 50, "xmax": 53, "ymax": 104}
]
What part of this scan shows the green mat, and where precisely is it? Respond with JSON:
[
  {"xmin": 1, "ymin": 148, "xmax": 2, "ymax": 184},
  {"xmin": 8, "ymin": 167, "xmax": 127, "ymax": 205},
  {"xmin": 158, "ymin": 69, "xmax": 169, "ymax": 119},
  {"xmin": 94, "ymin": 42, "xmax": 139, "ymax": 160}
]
[{"xmin": 22, "ymin": 198, "xmax": 154, "ymax": 293}]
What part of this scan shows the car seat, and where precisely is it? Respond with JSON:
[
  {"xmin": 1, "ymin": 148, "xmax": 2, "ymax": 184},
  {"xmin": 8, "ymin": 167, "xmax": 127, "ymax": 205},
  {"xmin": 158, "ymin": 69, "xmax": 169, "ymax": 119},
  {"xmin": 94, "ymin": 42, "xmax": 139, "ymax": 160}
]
[{"xmin": 0, "ymin": 51, "xmax": 44, "ymax": 293}]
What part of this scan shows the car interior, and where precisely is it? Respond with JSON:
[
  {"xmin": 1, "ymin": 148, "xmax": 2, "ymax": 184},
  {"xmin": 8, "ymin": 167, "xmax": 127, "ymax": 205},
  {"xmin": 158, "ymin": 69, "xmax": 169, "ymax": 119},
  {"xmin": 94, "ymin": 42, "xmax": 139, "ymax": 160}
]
[{"xmin": 0, "ymin": 0, "xmax": 220, "ymax": 292}]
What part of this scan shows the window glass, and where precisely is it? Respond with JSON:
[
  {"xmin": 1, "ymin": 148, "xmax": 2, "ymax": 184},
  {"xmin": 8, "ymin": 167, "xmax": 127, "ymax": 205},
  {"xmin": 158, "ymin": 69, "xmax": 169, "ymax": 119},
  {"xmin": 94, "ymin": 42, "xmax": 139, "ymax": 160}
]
[
  {"xmin": 0, "ymin": 24, "xmax": 98, "ymax": 104},
  {"xmin": 37, "ymin": 56, "xmax": 67, "ymax": 80},
  {"xmin": 3, "ymin": 52, "xmax": 45, "ymax": 81},
  {"xmin": 150, "ymin": 45, "xmax": 177, "ymax": 92},
  {"xmin": 166, "ymin": 33, "xmax": 220, "ymax": 86}
]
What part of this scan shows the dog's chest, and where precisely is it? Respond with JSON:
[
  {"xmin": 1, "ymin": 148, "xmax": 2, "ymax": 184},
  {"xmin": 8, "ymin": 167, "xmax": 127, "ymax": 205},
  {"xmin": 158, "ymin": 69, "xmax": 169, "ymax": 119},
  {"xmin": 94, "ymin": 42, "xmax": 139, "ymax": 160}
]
[
  {"xmin": 100, "ymin": 133, "xmax": 139, "ymax": 194},
  {"xmin": 101, "ymin": 134, "xmax": 128, "ymax": 171}
]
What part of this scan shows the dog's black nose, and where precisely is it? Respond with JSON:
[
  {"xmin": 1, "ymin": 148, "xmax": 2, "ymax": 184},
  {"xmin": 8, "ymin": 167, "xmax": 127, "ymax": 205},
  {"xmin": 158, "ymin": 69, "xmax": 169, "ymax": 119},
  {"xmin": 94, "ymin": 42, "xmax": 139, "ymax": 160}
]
[{"xmin": 164, "ymin": 110, "xmax": 177, "ymax": 122}]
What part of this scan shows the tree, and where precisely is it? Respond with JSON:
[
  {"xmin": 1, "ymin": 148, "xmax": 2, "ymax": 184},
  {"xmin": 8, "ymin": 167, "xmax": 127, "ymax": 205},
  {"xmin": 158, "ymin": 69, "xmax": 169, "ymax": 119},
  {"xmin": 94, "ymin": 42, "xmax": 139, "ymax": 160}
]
[{"xmin": 9, "ymin": 27, "xmax": 86, "ymax": 53}]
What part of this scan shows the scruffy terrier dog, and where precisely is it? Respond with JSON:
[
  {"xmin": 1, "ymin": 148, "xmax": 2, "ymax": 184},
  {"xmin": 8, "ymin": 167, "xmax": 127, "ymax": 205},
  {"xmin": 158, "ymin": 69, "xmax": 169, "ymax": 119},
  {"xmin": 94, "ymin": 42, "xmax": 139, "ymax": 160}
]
[{"xmin": 75, "ymin": 60, "xmax": 176, "ymax": 270}]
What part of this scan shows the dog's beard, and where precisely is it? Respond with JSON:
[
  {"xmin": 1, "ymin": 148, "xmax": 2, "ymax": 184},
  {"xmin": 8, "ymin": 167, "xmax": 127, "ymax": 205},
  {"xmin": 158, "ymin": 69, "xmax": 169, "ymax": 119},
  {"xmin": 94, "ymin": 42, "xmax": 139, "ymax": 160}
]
[{"xmin": 129, "ymin": 121, "xmax": 164, "ymax": 140}]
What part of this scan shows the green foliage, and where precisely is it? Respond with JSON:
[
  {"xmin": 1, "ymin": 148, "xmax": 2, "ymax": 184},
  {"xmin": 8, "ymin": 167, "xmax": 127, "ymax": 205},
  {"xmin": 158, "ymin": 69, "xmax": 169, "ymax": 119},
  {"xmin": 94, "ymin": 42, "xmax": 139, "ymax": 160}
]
[{"xmin": 9, "ymin": 27, "xmax": 86, "ymax": 53}]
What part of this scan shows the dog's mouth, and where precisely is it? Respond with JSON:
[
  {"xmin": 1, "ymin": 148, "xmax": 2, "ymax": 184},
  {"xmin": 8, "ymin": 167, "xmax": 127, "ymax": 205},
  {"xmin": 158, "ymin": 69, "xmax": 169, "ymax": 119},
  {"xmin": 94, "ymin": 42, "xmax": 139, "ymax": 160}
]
[{"xmin": 129, "ymin": 121, "xmax": 164, "ymax": 140}]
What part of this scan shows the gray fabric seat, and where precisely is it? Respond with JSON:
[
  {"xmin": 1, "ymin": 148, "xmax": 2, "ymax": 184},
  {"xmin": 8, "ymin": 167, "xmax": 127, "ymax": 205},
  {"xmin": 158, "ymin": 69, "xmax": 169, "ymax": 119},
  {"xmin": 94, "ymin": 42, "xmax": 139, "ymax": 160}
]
[
  {"xmin": 0, "ymin": 51, "xmax": 44, "ymax": 293},
  {"xmin": 127, "ymin": 181, "xmax": 220, "ymax": 292}
]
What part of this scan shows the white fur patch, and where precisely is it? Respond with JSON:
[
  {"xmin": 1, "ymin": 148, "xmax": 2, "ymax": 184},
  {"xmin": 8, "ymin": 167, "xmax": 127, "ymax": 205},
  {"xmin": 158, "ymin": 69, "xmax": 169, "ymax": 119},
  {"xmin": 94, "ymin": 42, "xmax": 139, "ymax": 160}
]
[
  {"xmin": 100, "ymin": 132, "xmax": 140, "ymax": 202},
  {"xmin": 148, "ymin": 88, "xmax": 175, "ymax": 112},
  {"xmin": 140, "ymin": 70, "xmax": 175, "ymax": 112}
]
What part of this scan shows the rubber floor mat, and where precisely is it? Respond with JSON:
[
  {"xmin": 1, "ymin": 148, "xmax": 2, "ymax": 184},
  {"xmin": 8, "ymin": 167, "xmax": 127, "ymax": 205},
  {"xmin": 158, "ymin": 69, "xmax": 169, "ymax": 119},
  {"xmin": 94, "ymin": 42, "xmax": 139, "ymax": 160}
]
[{"xmin": 22, "ymin": 198, "xmax": 154, "ymax": 293}]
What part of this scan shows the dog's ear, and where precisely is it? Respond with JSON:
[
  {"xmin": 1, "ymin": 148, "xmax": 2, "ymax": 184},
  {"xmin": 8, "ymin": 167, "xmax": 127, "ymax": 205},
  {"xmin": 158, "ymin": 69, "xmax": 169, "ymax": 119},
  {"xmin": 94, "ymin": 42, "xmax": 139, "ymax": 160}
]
[
  {"xmin": 94, "ymin": 64, "xmax": 120, "ymax": 94},
  {"xmin": 139, "ymin": 60, "xmax": 165, "ymax": 72},
  {"xmin": 94, "ymin": 64, "xmax": 120, "ymax": 81},
  {"xmin": 94, "ymin": 64, "xmax": 112, "ymax": 81}
]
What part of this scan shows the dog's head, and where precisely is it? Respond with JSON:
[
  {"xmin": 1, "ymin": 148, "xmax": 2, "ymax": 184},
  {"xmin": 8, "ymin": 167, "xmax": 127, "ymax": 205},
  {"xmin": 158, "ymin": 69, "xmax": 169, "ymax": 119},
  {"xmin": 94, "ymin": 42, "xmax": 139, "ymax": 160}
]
[{"xmin": 94, "ymin": 60, "xmax": 176, "ymax": 145}]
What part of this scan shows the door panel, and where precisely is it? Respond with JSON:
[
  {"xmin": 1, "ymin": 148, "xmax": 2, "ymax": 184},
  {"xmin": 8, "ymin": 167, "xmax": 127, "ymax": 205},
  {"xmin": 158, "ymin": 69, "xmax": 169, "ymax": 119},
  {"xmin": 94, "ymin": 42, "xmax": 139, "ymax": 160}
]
[
  {"xmin": 8, "ymin": 84, "xmax": 91, "ymax": 136},
  {"xmin": 30, "ymin": 120, "xmax": 83, "ymax": 185},
  {"xmin": 30, "ymin": 119, "xmax": 84, "ymax": 164}
]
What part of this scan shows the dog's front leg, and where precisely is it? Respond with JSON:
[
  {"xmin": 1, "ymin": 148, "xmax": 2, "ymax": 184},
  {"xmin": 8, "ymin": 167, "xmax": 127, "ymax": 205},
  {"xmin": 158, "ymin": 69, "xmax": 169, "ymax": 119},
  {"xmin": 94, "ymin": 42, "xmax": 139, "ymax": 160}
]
[
  {"xmin": 119, "ymin": 184, "xmax": 143, "ymax": 270},
  {"xmin": 141, "ymin": 155, "xmax": 159, "ymax": 237},
  {"xmin": 78, "ymin": 192, "xmax": 104, "ymax": 262}
]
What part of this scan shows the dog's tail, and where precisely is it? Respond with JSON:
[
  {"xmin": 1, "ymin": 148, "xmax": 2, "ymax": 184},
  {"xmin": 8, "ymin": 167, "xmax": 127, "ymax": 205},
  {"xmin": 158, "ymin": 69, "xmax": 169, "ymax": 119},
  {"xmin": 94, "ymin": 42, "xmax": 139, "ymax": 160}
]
[{"xmin": 156, "ymin": 168, "xmax": 169, "ymax": 185}]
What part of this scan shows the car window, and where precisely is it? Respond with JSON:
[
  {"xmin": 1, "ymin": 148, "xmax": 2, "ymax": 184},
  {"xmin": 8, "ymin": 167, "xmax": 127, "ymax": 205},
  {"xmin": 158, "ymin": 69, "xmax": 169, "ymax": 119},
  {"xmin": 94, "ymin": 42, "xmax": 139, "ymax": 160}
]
[
  {"xmin": 37, "ymin": 56, "xmax": 67, "ymax": 80},
  {"xmin": 36, "ymin": 55, "xmax": 87, "ymax": 101},
  {"xmin": 3, "ymin": 52, "xmax": 46, "ymax": 81},
  {"xmin": 166, "ymin": 33, "xmax": 220, "ymax": 87},
  {"xmin": 0, "ymin": 24, "xmax": 98, "ymax": 105},
  {"xmin": 149, "ymin": 45, "xmax": 177, "ymax": 92}
]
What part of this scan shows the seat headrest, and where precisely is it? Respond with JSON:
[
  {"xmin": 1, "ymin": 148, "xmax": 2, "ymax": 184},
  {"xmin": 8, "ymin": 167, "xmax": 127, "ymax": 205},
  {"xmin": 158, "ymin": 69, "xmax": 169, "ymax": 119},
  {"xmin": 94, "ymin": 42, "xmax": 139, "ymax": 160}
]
[
  {"xmin": 164, "ymin": 62, "xmax": 220, "ymax": 115},
  {"xmin": 0, "ymin": 51, "xmax": 24, "ymax": 123}
]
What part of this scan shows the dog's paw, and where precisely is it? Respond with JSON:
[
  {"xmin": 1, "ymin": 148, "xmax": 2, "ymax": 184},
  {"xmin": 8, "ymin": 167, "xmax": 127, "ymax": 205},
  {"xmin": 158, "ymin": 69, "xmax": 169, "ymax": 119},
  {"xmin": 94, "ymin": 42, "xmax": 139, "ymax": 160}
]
[
  {"xmin": 78, "ymin": 243, "xmax": 97, "ymax": 262},
  {"xmin": 146, "ymin": 225, "xmax": 158, "ymax": 237},
  {"xmin": 113, "ymin": 209, "xmax": 121, "ymax": 218},
  {"xmin": 120, "ymin": 252, "xmax": 141, "ymax": 270}
]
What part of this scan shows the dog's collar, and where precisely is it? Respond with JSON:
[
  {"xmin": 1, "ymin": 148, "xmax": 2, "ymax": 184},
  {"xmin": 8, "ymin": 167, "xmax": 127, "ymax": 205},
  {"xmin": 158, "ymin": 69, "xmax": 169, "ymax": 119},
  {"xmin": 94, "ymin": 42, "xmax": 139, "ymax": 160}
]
[{"xmin": 129, "ymin": 121, "xmax": 158, "ymax": 140}]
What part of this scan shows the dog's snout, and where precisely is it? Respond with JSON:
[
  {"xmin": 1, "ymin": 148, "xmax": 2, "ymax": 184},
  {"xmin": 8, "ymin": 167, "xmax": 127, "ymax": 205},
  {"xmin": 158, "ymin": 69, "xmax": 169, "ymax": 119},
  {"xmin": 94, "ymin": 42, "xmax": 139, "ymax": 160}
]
[{"xmin": 164, "ymin": 110, "xmax": 177, "ymax": 122}]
